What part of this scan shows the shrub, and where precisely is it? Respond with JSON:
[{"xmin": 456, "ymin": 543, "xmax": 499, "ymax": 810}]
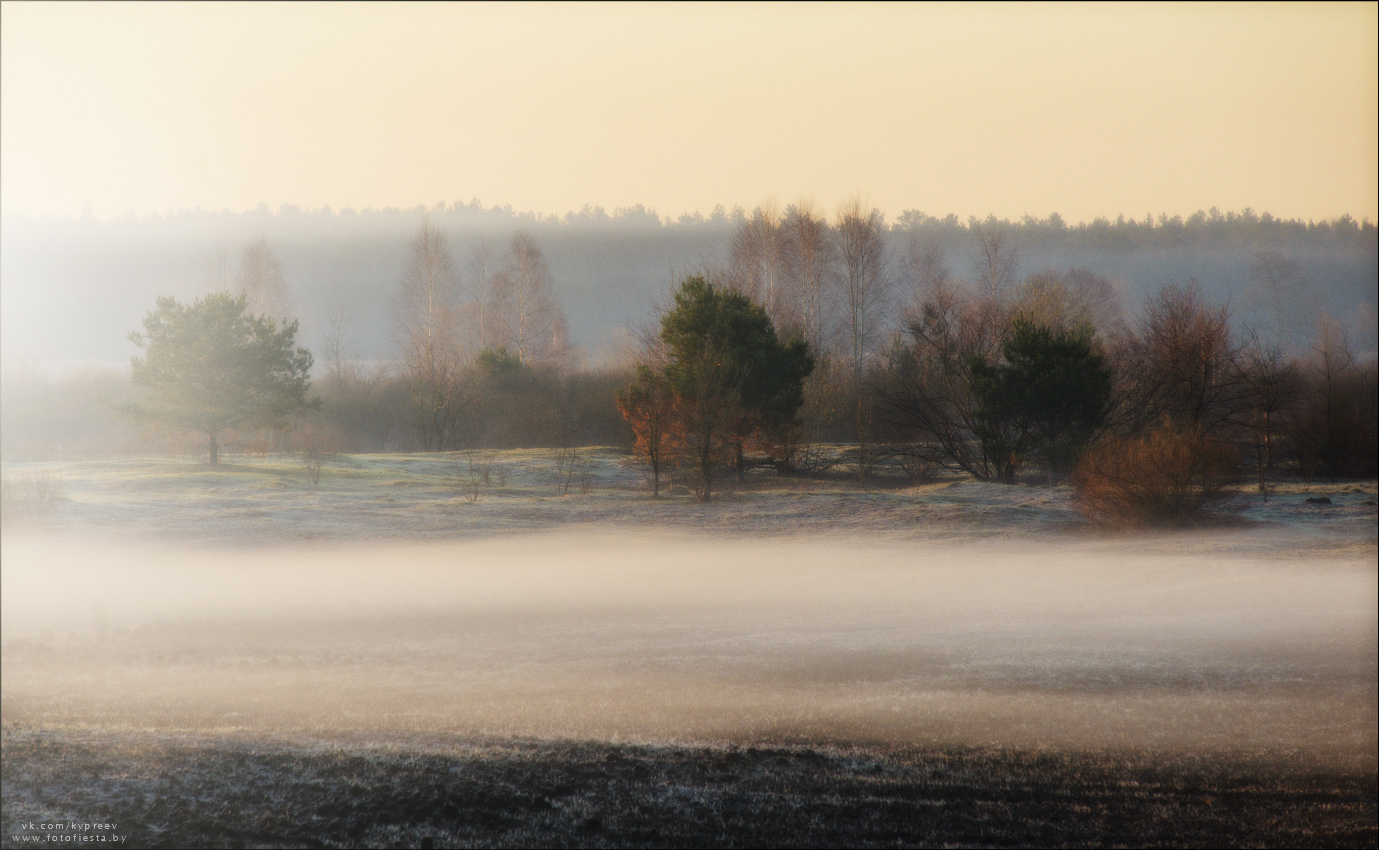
[{"xmin": 1073, "ymin": 426, "xmax": 1237, "ymax": 527}]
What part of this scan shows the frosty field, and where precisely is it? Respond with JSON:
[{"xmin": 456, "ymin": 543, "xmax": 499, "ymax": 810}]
[{"xmin": 2, "ymin": 451, "xmax": 1376, "ymax": 847}]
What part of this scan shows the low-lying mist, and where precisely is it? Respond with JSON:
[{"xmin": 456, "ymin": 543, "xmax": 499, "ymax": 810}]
[{"xmin": 2, "ymin": 532, "xmax": 1374, "ymax": 764}]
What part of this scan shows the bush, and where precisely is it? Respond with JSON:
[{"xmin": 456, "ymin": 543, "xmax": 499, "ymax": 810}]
[{"xmin": 1073, "ymin": 426, "xmax": 1238, "ymax": 527}]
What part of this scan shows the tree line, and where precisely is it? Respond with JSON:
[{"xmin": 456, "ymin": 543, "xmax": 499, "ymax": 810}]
[
  {"xmin": 4, "ymin": 202, "xmax": 1372, "ymax": 376},
  {"xmin": 4, "ymin": 203, "xmax": 1374, "ymax": 492},
  {"xmin": 616, "ymin": 203, "xmax": 1377, "ymax": 504},
  {"xmin": 12, "ymin": 199, "xmax": 1369, "ymax": 247}
]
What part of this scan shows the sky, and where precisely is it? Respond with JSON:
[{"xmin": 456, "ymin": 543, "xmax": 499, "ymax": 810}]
[{"xmin": 2, "ymin": 2, "xmax": 1376, "ymax": 223}]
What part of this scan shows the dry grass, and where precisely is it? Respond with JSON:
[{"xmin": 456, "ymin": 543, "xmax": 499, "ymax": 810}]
[{"xmin": 1, "ymin": 451, "xmax": 1374, "ymax": 548}]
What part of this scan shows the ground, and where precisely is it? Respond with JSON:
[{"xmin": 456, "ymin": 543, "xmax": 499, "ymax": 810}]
[
  {"xmin": 4, "ymin": 732, "xmax": 1374, "ymax": 849},
  {"xmin": 1, "ymin": 450, "xmax": 1375, "ymax": 848}
]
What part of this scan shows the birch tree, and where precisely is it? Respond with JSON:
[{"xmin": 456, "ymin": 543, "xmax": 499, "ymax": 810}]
[
  {"xmin": 728, "ymin": 204, "xmax": 789, "ymax": 326},
  {"xmin": 236, "ymin": 237, "xmax": 295, "ymax": 322},
  {"xmin": 488, "ymin": 232, "xmax": 568, "ymax": 366},
  {"xmin": 833, "ymin": 200, "xmax": 890, "ymax": 481},
  {"xmin": 970, "ymin": 218, "xmax": 1019, "ymax": 299},
  {"xmin": 834, "ymin": 200, "xmax": 890, "ymax": 381},
  {"xmin": 466, "ymin": 236, "xmax": 497, "ymax": 354},
  {"xmin": 394, "ymin": 219, "xmax": 465, "ymax": 450},
  {"xmin": 780, "ymin": 201, "xmax": 834, "ymax": 357}
]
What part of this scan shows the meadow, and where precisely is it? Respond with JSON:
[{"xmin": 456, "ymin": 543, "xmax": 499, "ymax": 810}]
[{"xmin": 2, "ymin": 452, "xmax": 1375, "ymax": 847}]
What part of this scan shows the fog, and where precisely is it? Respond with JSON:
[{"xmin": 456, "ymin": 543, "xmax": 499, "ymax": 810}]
[
  {"xmin": 2, "ymin": 208, "xmax": 1375, "ymax": 371},
  {"xmin": 4, "ymin": 532, "xmax": 1373, "ymax": 765}
]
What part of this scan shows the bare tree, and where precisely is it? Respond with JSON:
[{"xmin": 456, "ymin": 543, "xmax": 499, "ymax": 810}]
[
  {"xmin": 236, "ymin": 237, "xmax": 294, "ymax": 321},
  {"xmin": 311, "ymin": 282, "xmax": 387, "ymax": 453},
  {"xmin": 779, "ymin": 203, "xmax": 840, "ymax": 470},
  {"xmin": 970, "ymin": 218, "xmax": 1019, "ymax": 299},
  {"xmin": 779, "ymin": 201, "xmax": 834, "ymax": 357},
  {"xmin": 488, "ymin": 232, "xmax": 569, "ymax": 366},
  {"xmin": 1014, "ymin": 271, "xmax": 1091, "ymax": 331},
  {"xmin": 228, "ymin": 238, "xmax": 297, "ymax": 454},
  {"xmin": 1125, "ymin": 282, "xmax": 1249, "ymax": 439},
  {"xmin": 795, "ymin": 358, "xmax": 849, "ymax": 470},
  {"xmin": 202, "ymin": 247, "xmax": 234, "ymax": 292},
  {"xmin": 900, "ymin": 230, "xmax": 950, "ymax": 310},
  {"xmin": 1011, "ymin": 268, "xmax": 1124, "ymax": 340},
  {"xmin": 394, "ymin": 219, "xmax": 467, "ymax": 450},
  {"xmin": 728, "ymin": 204, "xmax": 789, "ymax": 326},
  {"xmin": 834, "ymin": 200, "xmax": 890, "ymax": 381},
  {"xmin": 1064, "ymin": 267, "xmax": 1127, "ymax": 336},
  {"xmin": 878, "ymin": 282, "xmax": 1011, "ymax": 480},
  {"xmin": 1290, "ymin": 316, "xmax": 1375, "ymax": 481},
  {"xmin": 1239, "ymin": 331, "xmax": 1299, "ymax": 501},
  {"xmin": 466, "ymin": 236, "xmax": 497, "ymax": 353},
  {"xmin": 320, "ymin": 283, "xmax": 359, "ymax": 387},
  {"xmin": 1247, "ymin": 250, "xmax": 1315, "ymax": 351},
  {"xmin": 833, "ymin": 199, "xmax": 890, "ymax": 482},
  {"xmin": 320, "ymin": 283, "xmax": 386, "ymax": 390}
]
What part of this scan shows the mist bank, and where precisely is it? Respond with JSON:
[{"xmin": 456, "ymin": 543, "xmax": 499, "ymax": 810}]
[
  {"xmin": 2, "ymin": 205, "xmax": 1374, "ymax": 370},
  {"xmin": 2, "ymin": 532, "xmax": 1374, "ymax": 760}
]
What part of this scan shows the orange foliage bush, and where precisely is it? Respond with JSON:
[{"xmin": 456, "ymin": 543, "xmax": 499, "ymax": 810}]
[{"xmin": 1073, "ymin": 426, "xmax": 1238, "ymax": 527}]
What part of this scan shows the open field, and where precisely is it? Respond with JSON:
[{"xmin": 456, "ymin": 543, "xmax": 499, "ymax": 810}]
[
  {"xmin": 2, "ymin": 448, "xmax": 1376, "ymax": 546},
  {"xmin": 4, "ymin": 731, "xmax": 1374, "ymax": 849},
  {"xmin": 2, "ymin": 452, "xmax": 1376, "ymax": 847}
]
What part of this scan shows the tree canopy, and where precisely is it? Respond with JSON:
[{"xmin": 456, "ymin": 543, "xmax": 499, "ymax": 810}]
[
  {"xmin": 125, "ymin": 292, "xmax": 315, "ymax": 464},
  {"xmin": 661, "ymin": 276, "xmax": 814, "ymax": 434},
  {"xmin": 968, "ymin": 319, "xmax": 1111, "ymax": 484},
  {"xmin": 623, "ymin": 276, "xmax": 813, "ymax": 501}
]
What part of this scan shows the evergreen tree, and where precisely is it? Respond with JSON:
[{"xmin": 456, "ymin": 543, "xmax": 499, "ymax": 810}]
[
  {"xmin": 124, "ymin": 292, "xmax": 315, "ymax": 465},
  {"xmin": 625, "ymin": 276, "xmax": 814, "ymax": 500},
  {"xmin": 968, "ymin": 320, "xmax": 1111, "ymax": 484}
]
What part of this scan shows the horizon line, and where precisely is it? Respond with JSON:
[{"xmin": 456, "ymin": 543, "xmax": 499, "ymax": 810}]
[{"xmin": 2, "ymin": 202, "xmax": 1374, "ymax": 231}]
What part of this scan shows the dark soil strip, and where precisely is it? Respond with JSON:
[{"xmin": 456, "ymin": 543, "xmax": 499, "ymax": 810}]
[{"xmin": 3, "ymin": 730, "xmax": 1374, "ymax": 849}]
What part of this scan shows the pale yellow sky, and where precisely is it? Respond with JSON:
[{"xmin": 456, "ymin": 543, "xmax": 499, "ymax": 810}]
[{"xmin": 2, "ymin": 2, "xmax": 1375, "ymax": 222}]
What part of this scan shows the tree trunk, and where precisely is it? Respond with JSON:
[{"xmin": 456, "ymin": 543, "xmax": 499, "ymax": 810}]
[
  {"xmin": 1263, "ymin": 411, "xmax": 1273, "ymax": 469},
  {"xmin": 855, "ymin": 393, "xmax": 870, "ymax": 488},
  {"xmin": 651, "ymin": 456, "xmax": 660, "ymax": 498},
  {"xmin": 699, "ymin": 443, "xmax": 713, "ymax": 503},
  {"xmin": 208, "ymin": 431, "xmax": 219, "ymax": 466}
]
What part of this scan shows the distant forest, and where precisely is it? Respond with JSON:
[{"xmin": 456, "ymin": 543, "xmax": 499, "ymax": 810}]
[
  {"xmin": 2, "ymin": 202, "xmax": 1374, "ymax": 368},
  {"xmin": 1, "ymin": 202, "xmax": 1374, "ymax": 465}
]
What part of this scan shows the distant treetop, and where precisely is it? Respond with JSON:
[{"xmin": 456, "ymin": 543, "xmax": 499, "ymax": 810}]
[{"xmin": 9, "ymin": 202, "xmax": 1373, "ymax": 252}]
